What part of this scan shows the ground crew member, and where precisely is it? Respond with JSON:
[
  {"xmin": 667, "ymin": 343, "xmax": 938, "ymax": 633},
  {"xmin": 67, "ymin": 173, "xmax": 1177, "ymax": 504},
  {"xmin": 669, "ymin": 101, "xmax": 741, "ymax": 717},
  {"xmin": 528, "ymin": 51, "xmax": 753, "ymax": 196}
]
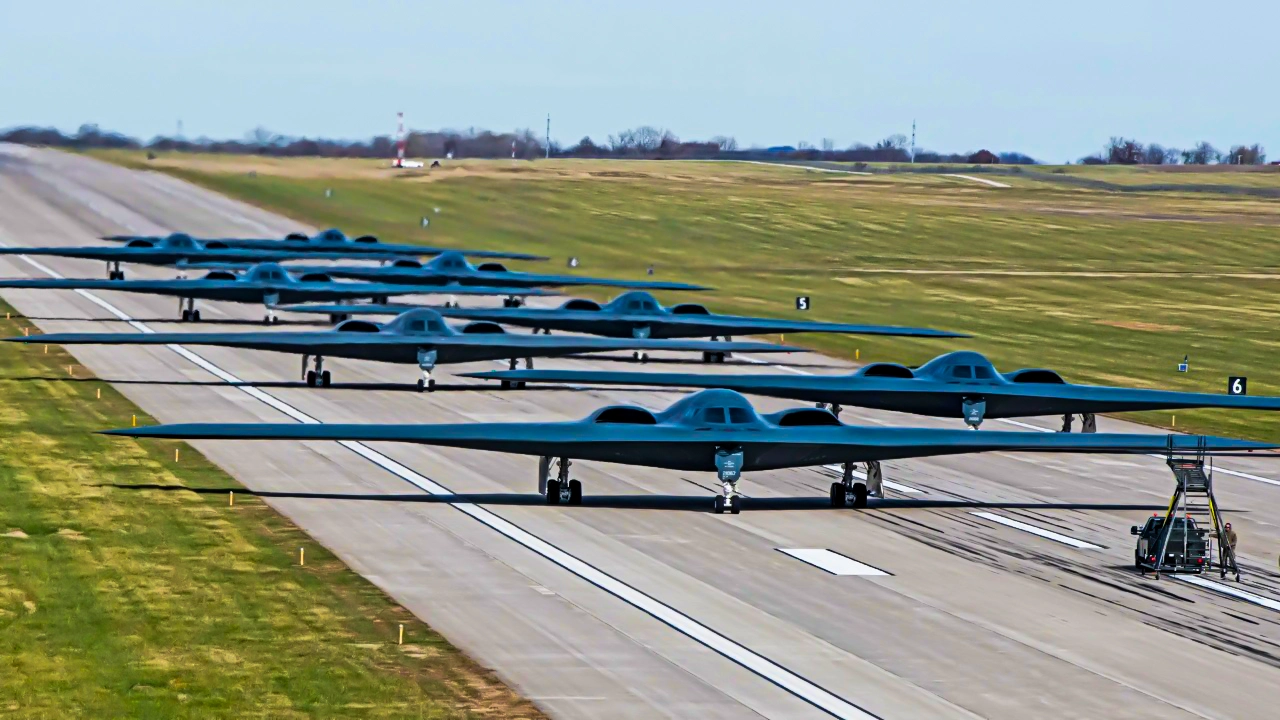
[{"xmin": 1223, "ymin": 522, "xmax": 1238, "ymax": 557}]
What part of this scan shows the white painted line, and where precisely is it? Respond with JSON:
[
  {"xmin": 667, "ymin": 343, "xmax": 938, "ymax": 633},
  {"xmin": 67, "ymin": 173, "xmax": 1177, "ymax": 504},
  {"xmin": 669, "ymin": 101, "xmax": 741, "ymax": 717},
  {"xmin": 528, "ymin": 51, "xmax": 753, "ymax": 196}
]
[
  {"xmin": 996, "ymin": 418, "xmax": 1280, "ymax": 487},
  {"xmin": 4, "ymin": 250, "xmax": 878, "ymax": 720},
  {"xmin": 822, "ymin": 464, "xmax": 925, "ymax": 494},
  {"xmin": 779, "ymin": 549, "xmax": 890, "ymax": 576},
  {"xmin": 942, "ymin": 174, "xmax": 1011, "ymax": 188},
  {"xmin": 1174, "ymin": 575, "xmax": 1280, "ymax": 613},
  {"xmin": 970, "ymin": 511, "xmax": 1101, "ymax": 549},
  {"xmin": 724, "ymin": 160, "xmax": 873, "ymax": 176}
]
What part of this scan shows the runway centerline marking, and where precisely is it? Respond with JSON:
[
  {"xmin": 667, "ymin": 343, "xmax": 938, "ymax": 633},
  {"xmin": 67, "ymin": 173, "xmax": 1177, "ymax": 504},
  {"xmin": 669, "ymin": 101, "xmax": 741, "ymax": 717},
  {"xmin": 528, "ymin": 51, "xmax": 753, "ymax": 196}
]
[
  {"xmin": 970, "ymin": 511, "xmax": 1101, "ymax": 550},
  {"xmin": 3, "ymin": 249, "xmax": 881, "ymax": 720},
  {"xmin": 1174, "ymin": 575, "xmax": 1280, "ymax": 613},
  {"xmin": 779, "ymin": 549, "xmax": 891, "ymax": 577}
]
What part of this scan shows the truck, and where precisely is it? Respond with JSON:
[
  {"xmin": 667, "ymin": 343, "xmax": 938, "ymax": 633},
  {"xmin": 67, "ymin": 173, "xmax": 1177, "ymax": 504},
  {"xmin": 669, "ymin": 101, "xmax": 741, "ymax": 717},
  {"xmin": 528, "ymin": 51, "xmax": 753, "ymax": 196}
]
[{"xmin": 1132, "ymin": 515, "xmax": 1209, "ymax": 574}]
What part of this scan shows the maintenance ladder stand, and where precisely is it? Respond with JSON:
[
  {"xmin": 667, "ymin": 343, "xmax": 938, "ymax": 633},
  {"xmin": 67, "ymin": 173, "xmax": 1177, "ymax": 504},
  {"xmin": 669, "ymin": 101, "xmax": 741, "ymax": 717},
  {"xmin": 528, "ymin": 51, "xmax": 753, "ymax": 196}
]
[{"xmin": 1157, "ymin": 436, "xmax": 1239, "ymax": 581}]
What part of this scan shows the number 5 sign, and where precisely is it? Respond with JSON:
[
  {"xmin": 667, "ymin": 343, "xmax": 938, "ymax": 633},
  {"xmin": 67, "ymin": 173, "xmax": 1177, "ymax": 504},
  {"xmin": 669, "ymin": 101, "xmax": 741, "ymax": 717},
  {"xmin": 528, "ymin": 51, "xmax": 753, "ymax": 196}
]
[
  {"xmin": 1228, "ymin": 376, "xmax": 1248, "ymax": 396},
  {"xmin": 795, "ymin": 296, "xmax": 811, "ymax": 311}
]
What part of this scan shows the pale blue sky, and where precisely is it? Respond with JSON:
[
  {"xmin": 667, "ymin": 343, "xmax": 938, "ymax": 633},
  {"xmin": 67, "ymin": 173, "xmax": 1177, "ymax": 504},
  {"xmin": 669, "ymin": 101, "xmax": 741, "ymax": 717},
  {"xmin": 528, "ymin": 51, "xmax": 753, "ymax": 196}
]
[{"xmin": 2, "ymin": 1, "xmax": 1275, "ymax": 162}]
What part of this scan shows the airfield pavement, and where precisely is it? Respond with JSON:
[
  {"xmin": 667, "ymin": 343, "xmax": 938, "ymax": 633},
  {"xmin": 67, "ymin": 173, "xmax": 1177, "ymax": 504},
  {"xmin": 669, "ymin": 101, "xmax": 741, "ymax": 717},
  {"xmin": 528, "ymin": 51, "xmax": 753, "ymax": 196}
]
[{"xmin": 2, "ymin": 144, "xmax": 1280, "ymax": 719}]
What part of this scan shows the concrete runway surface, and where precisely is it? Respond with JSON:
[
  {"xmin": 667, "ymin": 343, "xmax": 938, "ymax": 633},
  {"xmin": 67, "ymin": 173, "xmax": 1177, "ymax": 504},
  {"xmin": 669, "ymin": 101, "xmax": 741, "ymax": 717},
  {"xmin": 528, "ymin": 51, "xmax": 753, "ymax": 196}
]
[{"xmin": 2, "ymin": 145, "xmax": 1280, "ymax": 719}]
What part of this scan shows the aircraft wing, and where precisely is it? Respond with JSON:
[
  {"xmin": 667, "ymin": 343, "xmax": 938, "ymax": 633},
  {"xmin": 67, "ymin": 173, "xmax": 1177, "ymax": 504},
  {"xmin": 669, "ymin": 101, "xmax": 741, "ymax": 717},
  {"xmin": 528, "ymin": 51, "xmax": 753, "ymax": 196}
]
[
  {"xmin": 965, "ymin": 382, "xmax": 1280, "ymax": 417},
  {"xmin": 104, "ymin": 422, "xmax": 1277, "ymax": 471},
  {"xmin": 642, "ymin": 314, "xmax": 969, "ymax": 338},
  {"xmin": 483, "ymin": 272, "xmax": 712, "ymax": 292},
  {"xmin": 432, "ymin": 335, "xmax": 800, "ymax": 363},
  {"xmin": 4, "ymin": 331, "xmax": 403, "ymax": 357},
  {"xmin": 461, "ymin": 369, "xmax": 839, "ymax": 398},
  {"xmin": 0, "ymin": 278, "xmax": 220, "ymax": 296}
]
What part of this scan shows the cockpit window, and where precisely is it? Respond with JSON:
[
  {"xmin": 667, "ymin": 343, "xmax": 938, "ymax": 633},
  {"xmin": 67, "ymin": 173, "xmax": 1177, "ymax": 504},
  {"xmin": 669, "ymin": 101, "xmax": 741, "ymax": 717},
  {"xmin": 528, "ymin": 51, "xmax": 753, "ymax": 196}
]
[
  {"xmin": 628, "ymin": 301, "xmax": 641, "ymax": 310},
  {"xmin": 951, "ymin": 365, "xmax": 973, "ymax": 379},
  {"xmin": 426, "ymin": 319, "xmax": 443, "ymax": 332},
  {"xmin": 701, "ymin": 407, "xmax": 727, "ymax": 424},
  {"xmin": 727, "ymin": 407, "xmax": 752, "ymax": 424},
  {"xmin": 407, "ymin": 320, "xmax": 425, "ymax": 332},
  {"xmin": 974, "ymin": 366, "xmax": 994, "ymax": 379}
]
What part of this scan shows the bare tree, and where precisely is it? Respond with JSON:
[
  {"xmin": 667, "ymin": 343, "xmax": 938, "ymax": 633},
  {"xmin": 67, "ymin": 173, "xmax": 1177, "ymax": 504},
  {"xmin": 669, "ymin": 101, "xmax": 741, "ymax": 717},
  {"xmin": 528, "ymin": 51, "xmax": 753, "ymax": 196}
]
[
  {"xmin": 1181, "ymin": 142, "xmax": 1220, "ymax": 165},
  {"xmin": 710, "ymin": 136, "xmax": 738, "ymax": 152},
  {"xmin": 1105, "ymin": 136, "xmax": 1144, "ymax": 164},
  {"xmin": 1226, "ymin": 144, "xmax": 1266, "ymax": 164}
]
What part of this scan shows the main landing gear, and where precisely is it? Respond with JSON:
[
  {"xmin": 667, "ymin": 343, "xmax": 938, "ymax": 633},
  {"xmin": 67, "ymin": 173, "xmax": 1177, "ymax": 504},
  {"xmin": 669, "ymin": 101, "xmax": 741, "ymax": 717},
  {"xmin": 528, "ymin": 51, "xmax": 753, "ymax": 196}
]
[
  {"xmin": 632, "ymin": 351, "xmax": 650, "ymax": 363},
  {"xmin": 500, "ymin": 357, "xmax": 532, "ymax": 388},
  {"xmin": 502, "ymin": 296, "xmax": 524, "ymax": 308},
  {"xmin": 1060, "ymin": 413, "xmax": 1097, "ymax": 433},
  {"xmin": 177, "ymin": 297, "xmax": 201, "ymax": 322},
  {"xmin": 540, "ymin": 456, "xmax": 582, "ymax": 505},
  {"xmin": 107, "ymin": 261, "xmax": 124, "ymax": 281},
  {"xmin": 829, "ymin": 461, "xmax": 881, "ymax": 508},
  {"xmin": 815, "ymin": 402, "xmax": 843, "ymax": 418},
  {"xmin": 262, "ymin": 310, "xmax": 280, "ymax": 325},
  {"xmin": 712, "ymin": 447, "xmax": 744, "ymax": 514},
  {"xmin": 702, "ymin": 335, "xmax": 731, "ymax": 364},
  {"xmin": 302, "ymin": 354, "xmax": 331, "ymax": 387}
]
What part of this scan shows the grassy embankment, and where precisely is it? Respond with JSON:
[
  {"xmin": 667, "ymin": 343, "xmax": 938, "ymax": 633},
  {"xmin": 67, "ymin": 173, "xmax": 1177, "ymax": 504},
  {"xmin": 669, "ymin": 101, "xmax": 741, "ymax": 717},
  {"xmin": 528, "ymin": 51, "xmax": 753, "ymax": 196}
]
[
  {"xmin": 0, "ymin": 304, "xmax": 540, "ymax": 718},
  {"xmin": 92, "ymin": 150, "xmax": 1280, "ymax": 442}
]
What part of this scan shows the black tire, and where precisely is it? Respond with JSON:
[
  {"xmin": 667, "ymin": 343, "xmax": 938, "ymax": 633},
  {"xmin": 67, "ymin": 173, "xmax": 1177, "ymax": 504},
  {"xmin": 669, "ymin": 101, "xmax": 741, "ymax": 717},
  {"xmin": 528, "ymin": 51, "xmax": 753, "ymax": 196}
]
[
  {"xmin": 501, "ymin": 380, "xmax": 511, "ymax": 389},
  {"xmin": 416, "ymin": 379, "xmax": 426, "ymax": 392},
  {"xmin": 852, "ymin": 483, "xmax": 868, "ymax": 508},
  {"xmin": 545, "ymin": 479, "xmax": 561, "ymax": 505},
  {"xmin": 830, "ymin": 482, "xmax": 846, "ymax": 508},
  {"xmin": 263, "ymin": 315, "xmax": 272, "ymax": 325},
  {"xmin": 713, "ymin": 495, "xmax": 725, "ymax": 514},
  {"xmin": 306, "ymin": 370, "xmax": 317, "ymax": 387},
  {"xmin": 320, "ymin": 370, "xmax": 332, "ymax": 387},
  {"xmin": 181, "ymin": 309, "xmax": 191, "ymax": 322},
  {"xmin": 568, "ymin": 479, "xmax": 583, "ymax": 505},
  {"xmin": 730, "ymin": 496, "xmax": 742, "ymax": 514},
  {"xmin": 191, "ymin": 309, "xmax": 201, "ymax": 322}
]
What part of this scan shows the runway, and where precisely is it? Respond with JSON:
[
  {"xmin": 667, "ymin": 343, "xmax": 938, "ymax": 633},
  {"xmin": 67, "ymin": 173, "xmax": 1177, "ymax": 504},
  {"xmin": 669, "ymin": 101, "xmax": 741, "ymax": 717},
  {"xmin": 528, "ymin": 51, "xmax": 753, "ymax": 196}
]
[{"xmin": 3, "ymin": 145, "xmax": 1280, "ymax": 719}]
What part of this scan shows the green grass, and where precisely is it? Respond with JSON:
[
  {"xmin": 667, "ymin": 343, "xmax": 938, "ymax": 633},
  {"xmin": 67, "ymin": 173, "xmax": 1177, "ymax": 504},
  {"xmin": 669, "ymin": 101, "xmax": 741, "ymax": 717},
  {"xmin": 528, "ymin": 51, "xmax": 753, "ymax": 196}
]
[
  {"xmin": 0, "ymin": 305, "xmax": 541, "ymax": 718},
  {"xmin": 91, "ymin": 151, "xmax": 1280, "ymax": 442}
]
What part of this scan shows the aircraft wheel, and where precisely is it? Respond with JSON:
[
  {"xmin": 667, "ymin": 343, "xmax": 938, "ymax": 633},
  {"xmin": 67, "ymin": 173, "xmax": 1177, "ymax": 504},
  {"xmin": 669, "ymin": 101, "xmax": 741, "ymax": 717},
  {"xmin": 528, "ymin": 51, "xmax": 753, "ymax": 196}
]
[
  {"xmin": 713, "ymin": 495, "xmax": 725, "ymax": 514},
  {"xmin": 263, "ymin": 315, "xmax": 272, "ymax": 325},
  {"xmin": 306, "ymin": 370, "xmax": 317, "ymax": 387},
  {"xmin": 730, "ymin": 496, "xmax": 742, "ymax": 514},
  {"xmin": 500, "ymin": 379, "xmax": 511, "ymax": 389},
  {"xmin": 321, "ymin": 370, "xmax": 332, "ymax": 387},
  {"xmin": 851, "ymin": 483, "xmax": 868, "ymax": 508},
  {"xmin": 545, "ymin": 479, "xmax": 561, "ymax": 505},
  {"xmin": 829, "ymin": 482, "xmax": 846, "ymax": 508},
  {"xmin": 701, "ymin": 351, "xmax": 711, "ymax": 363},
  {"xmin": 714, "ymin": 352, "xmax": 726, "ymax": 364},
  {"xmin": 568, "ymin": 479, "xmax": 583, "ymax": 505},
  {"xmin": 191, "ymin": 309, "xmax": 201, "ymax": 322},
  {"xmin": 181, "ymin": 309, "xmax": 192, "ymax": 322},
  {"xmin": 416, "ymin": 379, "xmax": 425, "ymax": 392}
]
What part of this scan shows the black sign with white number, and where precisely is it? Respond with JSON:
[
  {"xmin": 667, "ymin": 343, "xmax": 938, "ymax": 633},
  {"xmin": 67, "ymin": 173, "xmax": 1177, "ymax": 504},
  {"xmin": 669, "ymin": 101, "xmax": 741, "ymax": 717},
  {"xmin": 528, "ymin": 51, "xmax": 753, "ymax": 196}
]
[
  {"xmin": 1228, "ymin": 376, "xmax": 1247, "ymax": 396},
  {"xmin": 796, "ymin": 296, "xmax": 811, "ymax": 311}
]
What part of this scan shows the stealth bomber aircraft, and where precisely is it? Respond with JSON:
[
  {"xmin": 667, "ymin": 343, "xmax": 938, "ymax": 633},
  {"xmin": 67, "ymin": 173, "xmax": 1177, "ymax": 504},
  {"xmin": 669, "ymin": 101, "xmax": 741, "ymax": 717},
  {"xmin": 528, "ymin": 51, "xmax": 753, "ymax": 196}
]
[
  {"xmin": 104, "ymin": 388, "xmax": 1277, "ymax": 513},
  {"xmin": 103, "ymin": 228, "xmax": 548, "ymax": 262},
  {"xmin": 468, "ymin": 350, "xmax": 1280, "ymax": 432},
  {"xmin": 301, "ymin": 252, "xmax": 711, "ymax": 303},
  {"xmin": 0, "ymin": 263, "xmax": 549, "ymax": 324},
  {"xmin": 0, "ymin": 232, "xmax": 413, "ymax": 280},
  {"xmin": 10, "ymin": 309, "xmax": 799, "ymax": 390},
  {"xmin": 280, "ymin": 290, "xmax": 968, "ymax": 362}
]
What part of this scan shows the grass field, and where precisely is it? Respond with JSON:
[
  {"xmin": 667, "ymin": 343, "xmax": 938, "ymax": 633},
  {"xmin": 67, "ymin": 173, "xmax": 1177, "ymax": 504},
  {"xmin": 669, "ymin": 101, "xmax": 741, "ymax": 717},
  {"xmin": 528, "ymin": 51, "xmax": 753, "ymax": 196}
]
[
  {"xmin": 88, "ymin": 150, "xmax": 1280, "ymax": 442},
  {"xmin": 0, "ymin": 304, "xmax": 541, "ymax": 718}
]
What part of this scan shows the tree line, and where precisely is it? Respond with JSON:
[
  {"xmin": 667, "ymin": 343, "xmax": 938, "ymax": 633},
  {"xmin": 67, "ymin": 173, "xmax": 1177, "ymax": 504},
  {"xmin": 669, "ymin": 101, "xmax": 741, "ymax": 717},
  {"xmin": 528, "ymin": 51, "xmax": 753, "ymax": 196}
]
[
  {"xmin": 0, "ymin": 122, "xmax": 1037, "ymax": 164},
  {"xmin": 1082, "ymin": 137, "xmax": 1268, "ymax": 165}
]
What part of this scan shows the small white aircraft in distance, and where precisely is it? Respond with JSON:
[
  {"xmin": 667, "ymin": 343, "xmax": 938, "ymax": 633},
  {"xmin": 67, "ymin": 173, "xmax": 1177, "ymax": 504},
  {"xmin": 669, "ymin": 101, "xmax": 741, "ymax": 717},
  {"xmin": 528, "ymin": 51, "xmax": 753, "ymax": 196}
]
[{"xmin": 392, "ymin": 158, "xmax": 425, "ymax": 168}]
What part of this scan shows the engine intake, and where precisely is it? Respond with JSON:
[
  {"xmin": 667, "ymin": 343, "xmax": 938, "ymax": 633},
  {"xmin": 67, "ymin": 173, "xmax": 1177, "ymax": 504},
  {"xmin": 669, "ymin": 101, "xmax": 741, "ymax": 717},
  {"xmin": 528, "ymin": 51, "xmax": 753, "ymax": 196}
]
[
  {"xmin": 297, "ymin": 272, "xmax": 333, "ymax": 283},
  {"xmin": 856, "ymin": 363, "xmax": 915, "ymax": 379},
  {"xmin": 1005, "ymin": 368, "xmax": 1066, "ymax": 384},
  {"xmin": 562, "ymin": 299, "xmax": 602, "ymax": 311},
  {"xmin": 591, "ymin": 406, "xmax": 658, "ymax": 424},
  {"xmin": 353, "ymin": 235, "xmax": 379, "ymax": 244},
  {"xmin": 334, "ymin": 319, "xmax": 381, "ymax": 333},
  {"xmin": 202, "ymin": 270, "xmax": 238, "ymax": 281},
  {"xmin": 773, "ymin": 408, "xmax": 843, "ymax": 427},
  {"xmin": 670, "ymin": 303, "xmax": 710, "ymax": 315},
  {"xmin": 461, "ymin": 321, "xmax": 505, "ymax": 334},
  {"xmin": 476, "ymin": 262, "xmax": 509, "ymax": 273}
]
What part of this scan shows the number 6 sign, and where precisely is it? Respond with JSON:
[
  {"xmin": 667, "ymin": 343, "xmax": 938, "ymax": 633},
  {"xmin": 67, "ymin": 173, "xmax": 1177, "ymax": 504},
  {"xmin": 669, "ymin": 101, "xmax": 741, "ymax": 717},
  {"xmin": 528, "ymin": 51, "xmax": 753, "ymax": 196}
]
[{"xmin": 1228, "ymin": 376, "xmax": 1247, "ymax": 396}]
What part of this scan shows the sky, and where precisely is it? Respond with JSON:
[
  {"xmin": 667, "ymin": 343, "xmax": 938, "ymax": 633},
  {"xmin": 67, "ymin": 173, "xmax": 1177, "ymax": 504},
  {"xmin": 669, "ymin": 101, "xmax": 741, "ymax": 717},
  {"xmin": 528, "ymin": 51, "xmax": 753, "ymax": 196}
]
[{"xmin": 2, "ymin": 1, "xmax": 1277, "ymax": 163}]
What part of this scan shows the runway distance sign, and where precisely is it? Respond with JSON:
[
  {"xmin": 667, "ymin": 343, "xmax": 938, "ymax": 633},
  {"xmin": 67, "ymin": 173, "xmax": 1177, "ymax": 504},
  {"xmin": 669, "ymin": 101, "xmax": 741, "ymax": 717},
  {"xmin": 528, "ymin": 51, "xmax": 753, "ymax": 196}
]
[
  {"xmin": 1228, "ymin": 376, "xmax": 1248, "ymax": 396},
  {"xmin": 796, "ymin": 296, "xmax": 811, "ymax": 311}
]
